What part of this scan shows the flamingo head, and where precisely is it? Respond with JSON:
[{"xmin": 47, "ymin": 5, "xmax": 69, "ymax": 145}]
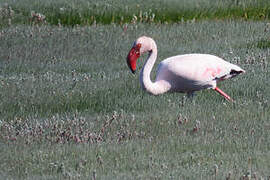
[
  {"xmin": 126, "ymin": 42, "xmax": 141, "ymax": 74},
  {"xmin": 127, "ymin": 36, "xmax": 153, "ymax": 74}
]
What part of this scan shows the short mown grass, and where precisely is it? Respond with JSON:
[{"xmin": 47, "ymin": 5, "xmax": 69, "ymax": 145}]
[{"xmin": 0, "ymin": 20, "xmax": 269, "ymax": 179}]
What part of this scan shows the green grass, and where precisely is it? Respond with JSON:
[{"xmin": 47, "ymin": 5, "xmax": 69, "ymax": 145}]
[
  {"xmin": 0, "ymin": 0, "xmax": 270, "ymax": 27},
  {"xmin": 0, "ymin": 20, "xmax": 270, "ymax": 179}
]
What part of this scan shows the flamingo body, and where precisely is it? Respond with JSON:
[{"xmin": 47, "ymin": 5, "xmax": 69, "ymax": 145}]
[
  {"xmin": 126, "ymin": 36, "xmax": 245, "ymax": 100},
  {"xmin": 156, "ymin": 54, "xmax": 243, "ymax": 92}
]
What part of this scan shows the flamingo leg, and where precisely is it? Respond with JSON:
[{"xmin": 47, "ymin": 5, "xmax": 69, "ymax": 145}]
[
  {"xmin": 214, "ymin": 87, "xmax": 233, "ymax": 101},
  {"xmin": 187, "ymin": 91, "xmax": 195, "ymax": 98}
]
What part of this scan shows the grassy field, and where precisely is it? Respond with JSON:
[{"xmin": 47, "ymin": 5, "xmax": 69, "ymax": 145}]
[
  {"xmin": 1, "ymin": 0, "xmax": 270, "ymax": 27},
  {"xmin": 0, "ymin": 0, "xmax": 270, "ymax": 179}
]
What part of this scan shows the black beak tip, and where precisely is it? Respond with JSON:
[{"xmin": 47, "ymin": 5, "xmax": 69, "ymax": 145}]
[{"xmin": 127, "ymin": 62, "xmax": 136, "ymax": 74}]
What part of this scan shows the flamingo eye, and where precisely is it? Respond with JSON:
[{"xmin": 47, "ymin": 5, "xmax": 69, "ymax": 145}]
[{"xmin": 134, "ymin": 43, "xmax": 141, "ymax": 56}]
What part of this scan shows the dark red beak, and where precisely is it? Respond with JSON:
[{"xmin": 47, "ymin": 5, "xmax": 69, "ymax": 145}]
[{"xmin": 126, "ymin": 44, "xmax": 141, "ymax": 74}]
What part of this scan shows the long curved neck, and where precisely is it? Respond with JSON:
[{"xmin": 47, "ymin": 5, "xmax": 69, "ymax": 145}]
[{"xmin": 139, "ymin": 41, "xmax": 162, "ymax": 95}]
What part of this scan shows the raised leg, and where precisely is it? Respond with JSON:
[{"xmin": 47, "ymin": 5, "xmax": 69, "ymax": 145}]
[{"xmin": 214, "ymin": 87, "xmax": 233, "ymax": 101}]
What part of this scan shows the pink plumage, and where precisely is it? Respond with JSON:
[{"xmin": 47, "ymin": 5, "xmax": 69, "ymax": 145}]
[{"xmin": 126, "ymin": 36, "xmax": 245, "ymax": 101}]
